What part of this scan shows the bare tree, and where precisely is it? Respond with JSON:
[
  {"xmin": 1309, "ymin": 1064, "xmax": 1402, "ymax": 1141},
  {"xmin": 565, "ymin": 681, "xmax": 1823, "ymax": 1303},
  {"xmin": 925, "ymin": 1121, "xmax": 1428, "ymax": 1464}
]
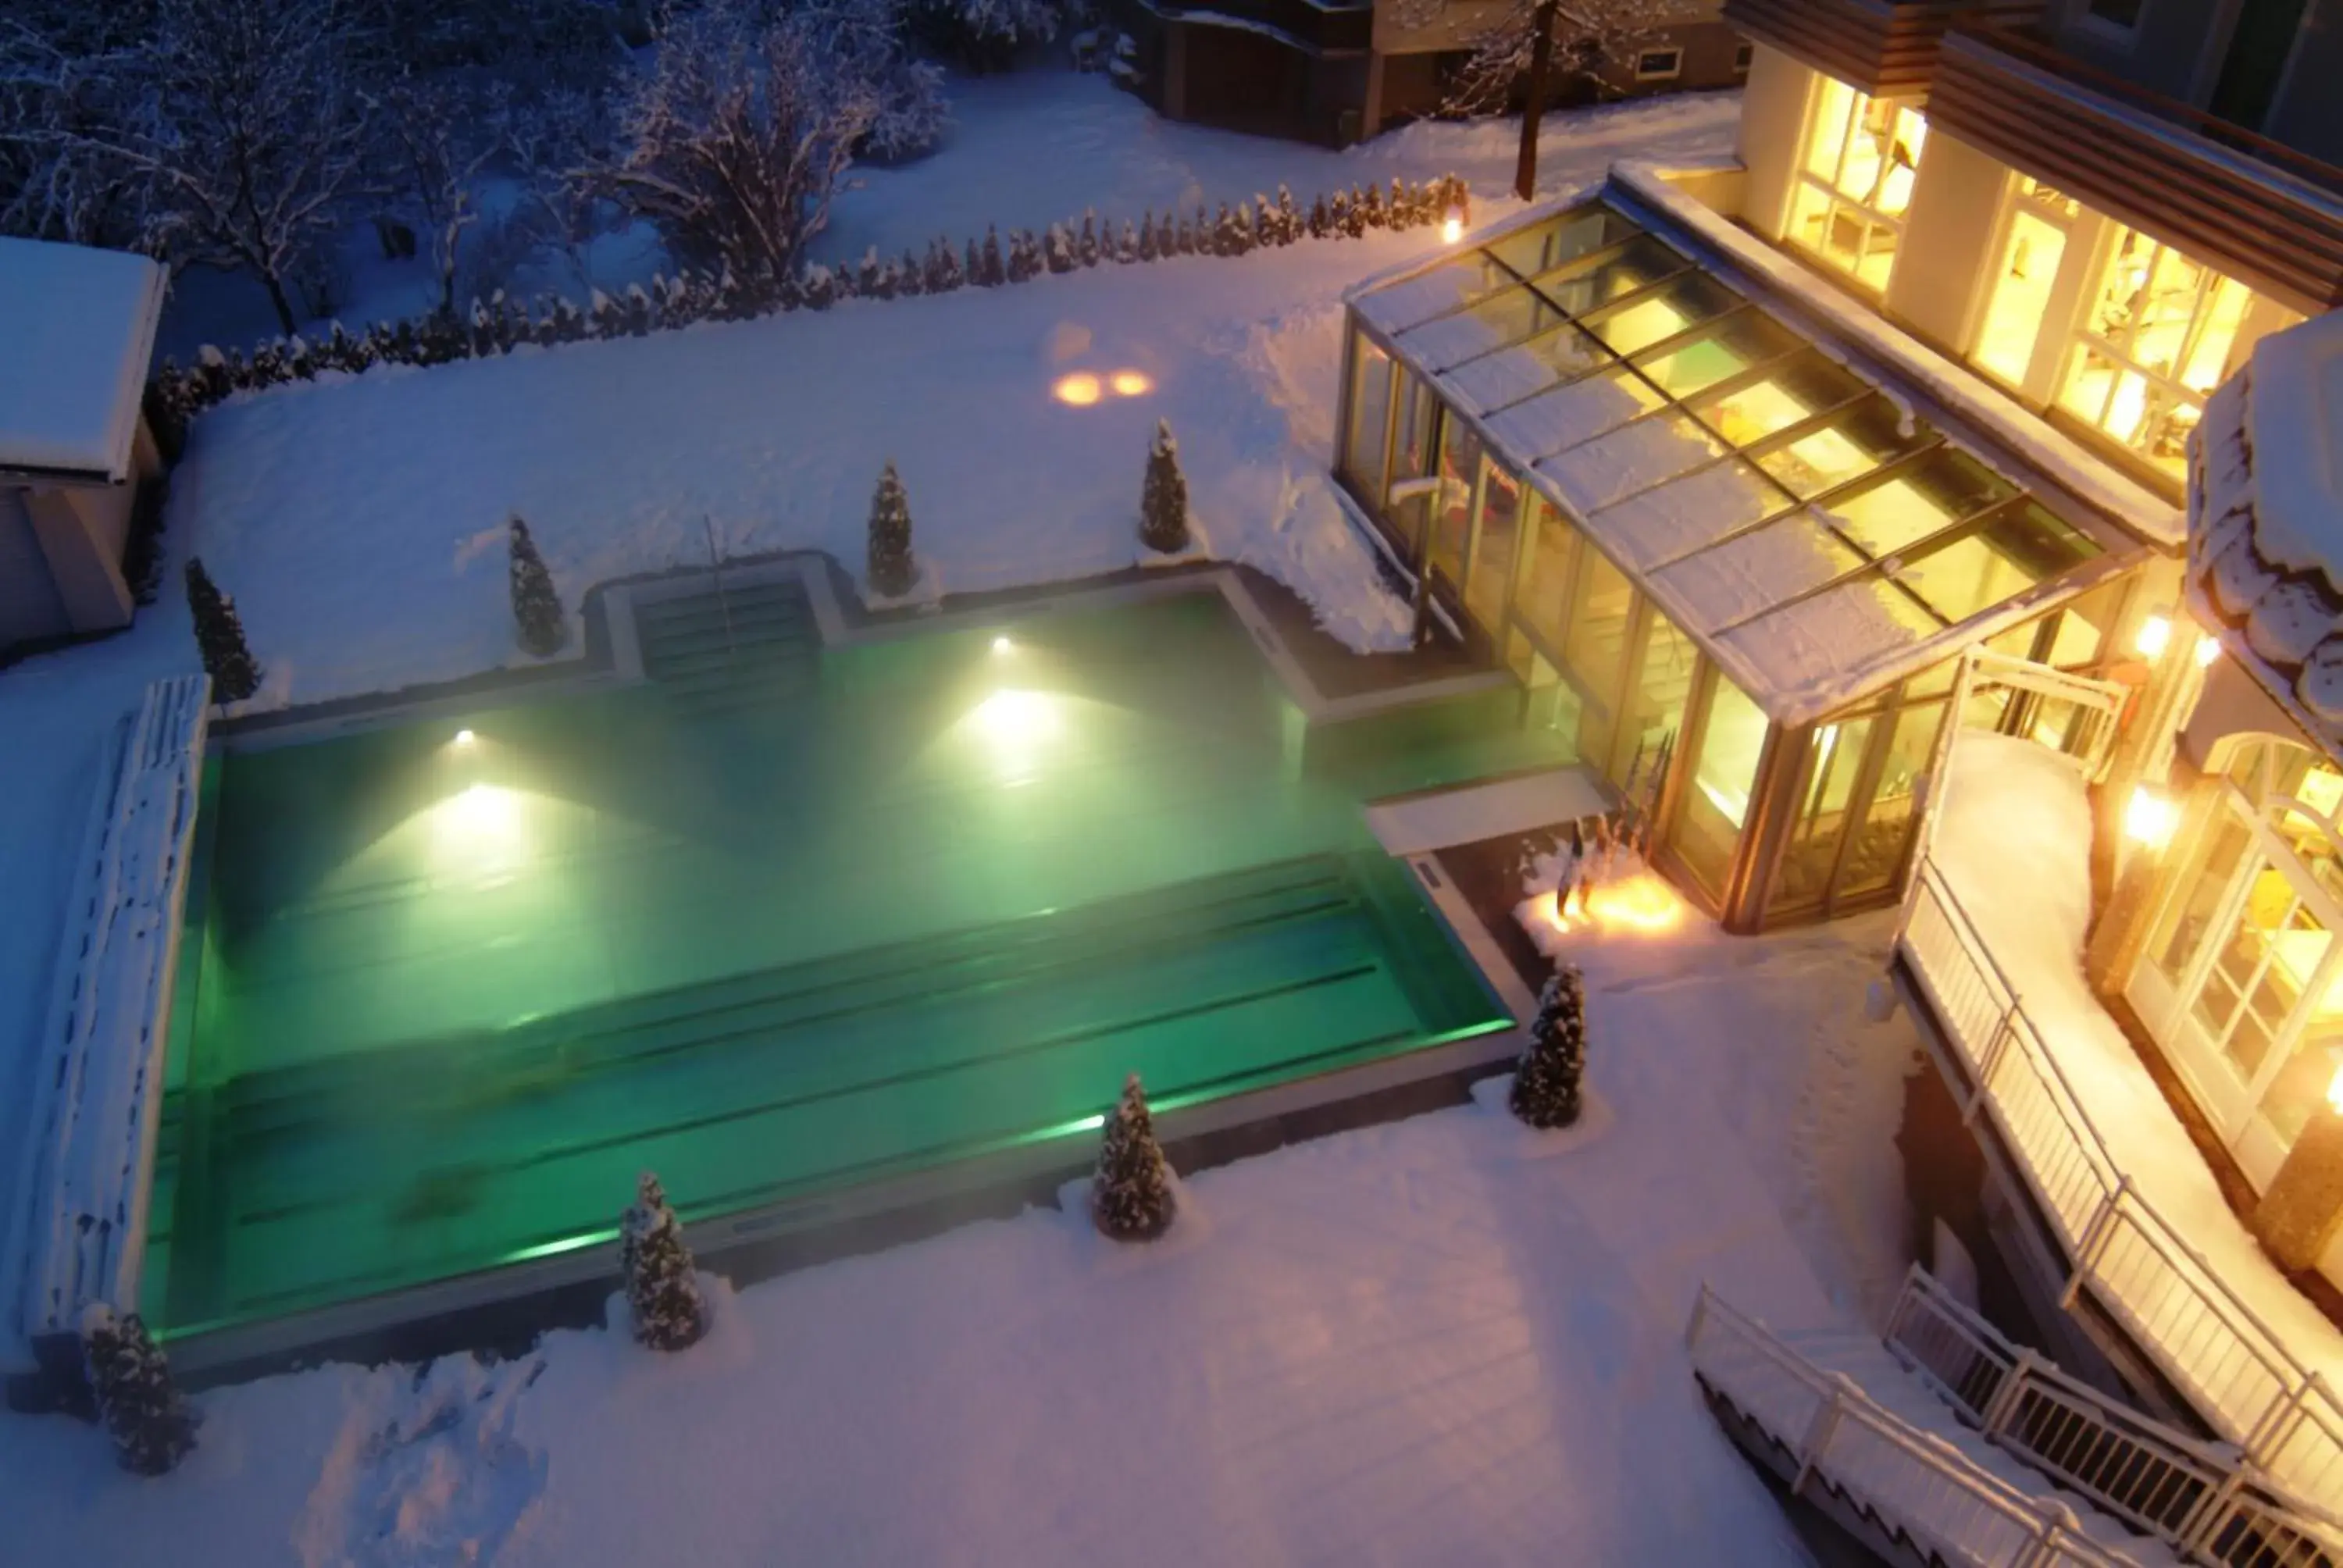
[
  {"xmin": 1390, "ymin": 0, "xmax": 1695, "ymax": 116},
  {"xmin": 588, "ymin": 4, "xmax": 879, "ymax": 290},
  {"xmin": 371, "ymin": 72, "xmax": 506, "ymax": 318},
  {"xmin": 0, "ymin": 20, "xmax": 151, "ymax": 248},
  {"xmin": 60, "ymin": 0, "xmax": 380, "ymax": 334}
]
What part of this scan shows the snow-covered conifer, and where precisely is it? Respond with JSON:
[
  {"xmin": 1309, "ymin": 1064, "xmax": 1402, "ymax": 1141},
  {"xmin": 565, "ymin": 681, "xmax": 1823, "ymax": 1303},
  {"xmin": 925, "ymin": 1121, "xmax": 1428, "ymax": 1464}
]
[
  {"xmin": 1510, "ymin": 966, "xmax": 1586, "ymax": 1129},
  {"xmin": 620, "ymin": 1172, "xmax": 707, "ymax": 1352},
  {"xmin": 185, "ymin": 558, "xmax": 261, "ymax": 702},
  {"xmin": 82, "ymin": 1306, "xmax": 198, "ymax": 1476},
  {"xmin": 1091, "ymin": 1074, "xmax": 1176, "ymax": 1242},
  {"xmin": 1122, "ymin": 218, "xmax": 1144, "ymax": 262},
  {"xmin": 1307, "ymin": 192, "xmax": 1331, "ymax": 238},
  {"xmin": 1173, "ymin": 215, "xmax": 1194, "ymax": 255},
  {"xmin": 979, "ymin": 225, "xmax": 1004, "ymax": 285},
  {"xmin": 1139, "ymin": 419, "xmax": 1189, "ymax": 554},
  {"xmin": 1275, "ymin": 184, "xmax": 1300, "ymax": 243},
  {"xmin": 801, "ymin": 263, "xmax": 836, "ymax": 309},
  {"xmin": 867, "ymin": 461, "xmax": 915, "ymax": 597},
  {"xmin": 508, "ymin": 515, "xmax": 567, "ymax": 657},
  {"xmin": 1077, "ymin": 210, "xmax": 1100, "ymax": 266},
  {"xmin": 1043, "ymin": 222, "xmax": 1075, "ymax": 274},
  {"xmin": 624, "ymin": 283, "xmax": 653, "ymax": 335}
]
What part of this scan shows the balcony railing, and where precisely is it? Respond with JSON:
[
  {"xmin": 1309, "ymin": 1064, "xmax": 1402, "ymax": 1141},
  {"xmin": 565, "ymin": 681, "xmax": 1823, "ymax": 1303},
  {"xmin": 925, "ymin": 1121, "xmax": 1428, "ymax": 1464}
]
[{"xmin": 1896, "ymin": 857, "xmax": 2343, "ymax": 1505}]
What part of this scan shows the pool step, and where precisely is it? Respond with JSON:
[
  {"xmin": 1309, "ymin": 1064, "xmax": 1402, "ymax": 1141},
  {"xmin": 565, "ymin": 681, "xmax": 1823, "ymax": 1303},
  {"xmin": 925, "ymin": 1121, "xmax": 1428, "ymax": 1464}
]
[{"xmin": 633, "ymin": 578, "xmax": 820, "ymax": 715}]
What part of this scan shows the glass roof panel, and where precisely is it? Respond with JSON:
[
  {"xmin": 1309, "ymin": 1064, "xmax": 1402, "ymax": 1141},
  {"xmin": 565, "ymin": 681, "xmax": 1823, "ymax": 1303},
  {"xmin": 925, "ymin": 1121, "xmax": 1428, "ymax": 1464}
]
[
  {"xmin": 1580, "ymin": 272, "xmax": 1743, "ymax": 356},
  {"xmin": 1486, "ymin": 365, "xmax": 1667, "ymax": 461},
  {"xmin": 1586, "ymin": 457, "xmax": 1797, "ymax": 572},
  {"xmin": 1443, "ymin": 321, "xmax": 1615, "ymax": 414},
  {"xmin": 1689, "ymin": 351, "xmax": 1870, "ymax": 450},
  {"xmin": 1539, "ymin": 410, "xmax": 1730, "ymax": 514},
  {"xmin": 1719, "ymin": 574, "xmax": 1946, "ymax": 707},
  {"xmin": 1892, "ymin": 501, "xmax": 2102, "ymax": 623},
  {"xmin": 1632, "ymin": 309, "xmax": 1807, "ymax": 400},
  {"xmin": 1815, "ymin": 449, "xmax": 2015, "ymax": 558},
  {"xmin": 1484, "ymin": 205, "xmax": 1639, "ymax": 279},
  {"xmin": 1653, "ymin": 512, "xmax": 1865, "ymax": 632},
  {"xmin": 1352, "ymin": 250, "xmax": 1517, "ymax": 336},
  {"xmin": 1532, "ymin": 233, "xmax": 1690, "ymax": 316},
  {"xmin": 1747, "ymin": 394, "xmax": 1934, "ymax": 499},
  {"xmin": 1395, "ymin": 283, "xmax": 1564, "ymax": 371}
]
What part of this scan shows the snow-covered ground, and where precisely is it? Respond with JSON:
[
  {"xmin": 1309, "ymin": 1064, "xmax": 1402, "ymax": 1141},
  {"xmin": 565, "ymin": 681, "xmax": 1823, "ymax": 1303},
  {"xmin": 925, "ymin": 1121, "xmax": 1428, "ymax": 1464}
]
[
  {"xmin": 1931, "ymin": 733, "xmax": 2343, "ymax": 1389},
  {"xmin": 2, "ymin": 902, "xmax": 1917, "ymax": 1565},
  {"xmin": 154, "ymin": 69, "xmax": 1740, "ymax": 362}
]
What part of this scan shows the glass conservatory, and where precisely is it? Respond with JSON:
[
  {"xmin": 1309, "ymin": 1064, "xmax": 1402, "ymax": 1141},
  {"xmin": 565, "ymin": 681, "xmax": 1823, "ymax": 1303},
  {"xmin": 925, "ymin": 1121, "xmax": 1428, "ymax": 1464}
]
[{"xmin": 1337, "ymin": 192, "xmax": 2156, "ymax": 931}]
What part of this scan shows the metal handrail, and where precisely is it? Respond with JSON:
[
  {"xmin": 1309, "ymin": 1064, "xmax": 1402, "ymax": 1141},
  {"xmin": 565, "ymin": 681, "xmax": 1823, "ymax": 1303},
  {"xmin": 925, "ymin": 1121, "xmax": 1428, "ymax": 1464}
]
[
  {"xmin": 1686, "ymin": 1286, "xmax": 2140, "ymax": 1567},
  {"xmin": 1952, "ymin": 23, "xmax": 2343, "ymax": 200},
  {"xmin": 1885, "ymin": 1265, "xmax": 2343, "ymax": 1559},
  {"xmin": 1897, "ymin": 858, "xmax": 2343, "ymax": 1504}
]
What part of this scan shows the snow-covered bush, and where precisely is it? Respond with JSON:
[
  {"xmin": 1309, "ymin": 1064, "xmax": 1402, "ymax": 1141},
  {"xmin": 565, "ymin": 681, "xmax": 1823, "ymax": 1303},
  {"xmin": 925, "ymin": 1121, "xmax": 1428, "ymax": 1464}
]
[
  {"xmin": 590, "ymin": 2, "xmax": 877, "ymax": 292},
  {"xmin": 508, "ymin": 514, "xmax": 567, "ymax": 657},
  {"xmin": 1139, "ymin": 419, "xmax": 1189, "ymax": 554},
  {"xmin": 1092, "ymin": 1074, "xmax": 1176, "ymax": 1241},
  {"xmin": 185, "ymin": 557, "xmax": 262, "ymax": 703},
  {"xmin": 911, "ymin": 0, "xmax": 1062, "ymax": 75},
  {"xmin": 620, "ymin": 1171, "xmax": 708, "ymax": 1352},
  {"xmin": 797, "ymin": 0, "xmax": 950, "ymax": 164},
  {"xmin": 867, "ymin": 461, "xmax": 915, "ymax": 597},
  {"xmin": 82, "ymin": 1305, "xmax": 199, "ymax": 1476},
  {"xmin": 1510, "ymin": 967, "xmax": 1586, "ymax": 1129}
]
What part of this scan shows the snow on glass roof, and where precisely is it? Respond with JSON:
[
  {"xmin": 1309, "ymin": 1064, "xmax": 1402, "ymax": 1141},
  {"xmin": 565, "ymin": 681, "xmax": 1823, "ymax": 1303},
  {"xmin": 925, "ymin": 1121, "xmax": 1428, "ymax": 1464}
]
[
  {"xmin": 2190, "ymin": 310, "xmax": 2343, "ymax": 758},
  {"xmin": 1350, "ymin": 196, "xmax": 2140, "ymax": 724},
  {"xmin": 0, "ymin": 236, "xmax": 167, "ymax": 481}
]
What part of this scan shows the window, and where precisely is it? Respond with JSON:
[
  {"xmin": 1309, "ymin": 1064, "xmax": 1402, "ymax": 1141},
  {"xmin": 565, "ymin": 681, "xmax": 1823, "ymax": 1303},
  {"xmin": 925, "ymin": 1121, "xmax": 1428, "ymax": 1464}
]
[
  {"xmin": 1674, "ymin": 675, "xmax": 1769, "ymax": 894},
  {"xmin": 1971, "ymin": 178, "xmax": 2079, "ymax": 390},
  {"xmin": 1635, "ymin": 48, "xmax": 1682, "ymax": 83},
  {"xmin": 2083, "ymin": 0, "xmax": 2144, "ymax": 29},
  {"xmin": 1734, "ymin": 41, "xmax": 1754, "ymax": 73},
  {"xmin": 1341, "ymin": 333, "xmax": 1395, "ymax": 499},
  {"xmin": 2056, "ymin": 226, "xmax": 2284, "ymax": 483},
  {"xmin": 1787, "ymin": 78, "xmax": 1928, "ymax": 294}
]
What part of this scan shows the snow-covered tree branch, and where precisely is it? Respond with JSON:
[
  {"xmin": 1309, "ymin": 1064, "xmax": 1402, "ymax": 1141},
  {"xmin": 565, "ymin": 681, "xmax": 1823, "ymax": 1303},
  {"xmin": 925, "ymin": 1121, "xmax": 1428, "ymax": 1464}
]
[
  {"xmin": 1389, "ymin": 0, "xmax": 1695, "ymax": 116},
  {"xmin": 587, "ymin": 4, "xmax": 879, "ymax": 290}
]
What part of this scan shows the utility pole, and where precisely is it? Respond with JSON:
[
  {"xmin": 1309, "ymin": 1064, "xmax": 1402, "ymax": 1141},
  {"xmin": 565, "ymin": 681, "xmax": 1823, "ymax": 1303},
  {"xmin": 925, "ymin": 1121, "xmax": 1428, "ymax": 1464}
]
[{"xmin": 1514, "ymin": 0, "xmax": 1560, "ymax": 202}]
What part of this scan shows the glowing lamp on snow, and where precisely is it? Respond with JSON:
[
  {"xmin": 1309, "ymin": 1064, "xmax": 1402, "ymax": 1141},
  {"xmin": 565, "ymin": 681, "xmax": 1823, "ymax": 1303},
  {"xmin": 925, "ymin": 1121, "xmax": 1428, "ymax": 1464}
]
[
  {"xmin": 1440, "ymin": 208, "xmax": 1466, "ymax": 245},
  {"xmin": 2134, "ymin": 614, "xmax": 2172, "ymax": 660},
  {"xmin": 2124, "ymin": 786, "xmax": 2179, "ymax": 851},
  {"xmin": 1052, "ymin": 372, "xmax": 1103, "ymax": 407},
  {"xmin": 1109, "ymin": 370, "xmax": 1152, "ymax": 397},
  {"xmin": 2195, "ymin": 634, "xmax": 2220, "ymax": 669}
]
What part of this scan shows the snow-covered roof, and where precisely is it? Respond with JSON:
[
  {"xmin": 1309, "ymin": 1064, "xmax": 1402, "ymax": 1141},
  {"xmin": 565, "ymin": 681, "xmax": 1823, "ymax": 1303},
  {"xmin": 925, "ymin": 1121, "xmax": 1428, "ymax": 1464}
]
[
  {"xmin": 1347, "ymin": 188, "xmax": 2149, "ymax": 726},
  {"xmin": 2188, "ymin": 311, "xmax": 2343, "ymax": 759},
  {"xmin": 0, "ymin": 237, "xmax": 167, "ymax": 483}
]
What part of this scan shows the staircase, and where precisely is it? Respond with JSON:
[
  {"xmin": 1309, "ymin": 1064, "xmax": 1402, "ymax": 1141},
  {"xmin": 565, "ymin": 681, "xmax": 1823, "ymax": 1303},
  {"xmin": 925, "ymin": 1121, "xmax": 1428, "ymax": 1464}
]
[{"xmin": 632, "ymin": 576, "xmax": 820, "ymax": 715}]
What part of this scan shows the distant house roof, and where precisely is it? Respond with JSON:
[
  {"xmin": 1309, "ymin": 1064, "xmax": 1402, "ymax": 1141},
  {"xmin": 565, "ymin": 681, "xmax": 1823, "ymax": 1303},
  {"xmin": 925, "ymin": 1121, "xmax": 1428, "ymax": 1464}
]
[
  {"xmin": 2189, "ymin": 310, "xmax": 2343, "ymax": 758},
  {"xmin": 0, "ymin": 237, "xmax": 167, "ymax": 483}
]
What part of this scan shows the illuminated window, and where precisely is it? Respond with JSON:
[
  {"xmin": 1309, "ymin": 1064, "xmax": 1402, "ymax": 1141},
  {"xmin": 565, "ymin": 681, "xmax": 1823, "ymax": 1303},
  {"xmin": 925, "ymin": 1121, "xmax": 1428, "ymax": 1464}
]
[
  {"xmin": 1787, "ymin": 78, "xmax": 1928, "ymax": 294},
  {"xmin": 1971, "ymin": 178, "xmax": 2078, "ymax": 390},
  {"xmin": 2056, "ymin": 227, "xmax": 2290, "ymax": 483}
]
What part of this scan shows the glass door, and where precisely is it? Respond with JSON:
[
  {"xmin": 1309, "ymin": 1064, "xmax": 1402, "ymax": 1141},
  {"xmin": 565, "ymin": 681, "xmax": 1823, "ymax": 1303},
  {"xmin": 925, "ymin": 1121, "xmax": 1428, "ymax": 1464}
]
[{"xmin": 1610, "ymin": 606, "xmax": 1695, "ymax": 801}]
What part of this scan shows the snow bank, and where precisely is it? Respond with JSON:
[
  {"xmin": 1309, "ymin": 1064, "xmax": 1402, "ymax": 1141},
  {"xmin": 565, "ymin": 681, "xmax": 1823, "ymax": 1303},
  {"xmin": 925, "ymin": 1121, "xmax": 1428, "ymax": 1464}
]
[{"xmin": 1933, "ymin": 731, "xmax": 2343, "ymax": 1388}]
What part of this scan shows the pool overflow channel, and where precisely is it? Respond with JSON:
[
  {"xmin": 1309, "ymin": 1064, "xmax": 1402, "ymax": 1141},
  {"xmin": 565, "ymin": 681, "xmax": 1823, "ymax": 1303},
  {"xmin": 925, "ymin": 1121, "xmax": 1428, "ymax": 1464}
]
[{"xmin": 112, "ymin": 563, "xmax": 1573, "ymax": 1381}]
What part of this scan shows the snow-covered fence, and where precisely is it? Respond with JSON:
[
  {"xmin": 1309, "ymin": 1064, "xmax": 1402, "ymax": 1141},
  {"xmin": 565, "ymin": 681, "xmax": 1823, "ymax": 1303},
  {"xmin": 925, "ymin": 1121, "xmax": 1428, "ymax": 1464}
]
[
  {"xmin": 6, "ymin": 676, "xmax": 209, "ymax": 1351},
  {"xmin": 1685, "ymin": 1286, "xmax": 2138, "ymax": 1567},
  {"xmin": 144, "ymin": 174, "xmax": 1471, "ymax": 440},
  {"xmin": 1899, "ymin": 857, "xmax": 2343, "ymax": 1506},
  {"xmin": 1885, "ymin": 1264, "xmax": 2343, "ymax": 1562}
]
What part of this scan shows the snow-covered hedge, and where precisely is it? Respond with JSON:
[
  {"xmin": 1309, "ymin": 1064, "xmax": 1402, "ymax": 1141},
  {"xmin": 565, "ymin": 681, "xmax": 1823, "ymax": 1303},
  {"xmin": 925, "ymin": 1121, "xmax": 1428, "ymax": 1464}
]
[{"xmin": 144, "ymin": 174, "xmax": 1469, "ymax": 442}]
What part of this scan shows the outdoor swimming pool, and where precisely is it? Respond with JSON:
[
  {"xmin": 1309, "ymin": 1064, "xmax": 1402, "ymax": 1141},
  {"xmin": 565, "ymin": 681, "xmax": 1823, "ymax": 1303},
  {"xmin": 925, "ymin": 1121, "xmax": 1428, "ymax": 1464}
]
[{"xmin": 146, "ymin": 588, "xmax": 1550, "ymax": 1337}]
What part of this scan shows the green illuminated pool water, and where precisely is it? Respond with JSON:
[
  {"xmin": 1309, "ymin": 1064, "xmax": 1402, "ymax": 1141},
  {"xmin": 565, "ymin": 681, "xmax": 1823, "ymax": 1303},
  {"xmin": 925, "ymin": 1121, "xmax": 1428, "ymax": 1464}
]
[{"xmin": 148, "ymin": 590, "xmax": 1555, "ymax": 1335}]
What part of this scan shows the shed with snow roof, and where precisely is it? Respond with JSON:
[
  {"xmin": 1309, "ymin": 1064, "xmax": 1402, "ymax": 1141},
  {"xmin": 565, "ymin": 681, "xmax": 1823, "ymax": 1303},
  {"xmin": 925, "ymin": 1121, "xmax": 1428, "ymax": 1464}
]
[
  {"xmin": 0, "ymin": 236, "xmax": 169, "ymax": 651},
  {"xmin": 1336, "ymin": 185, "xmax": 2169, "ymax": 931}
]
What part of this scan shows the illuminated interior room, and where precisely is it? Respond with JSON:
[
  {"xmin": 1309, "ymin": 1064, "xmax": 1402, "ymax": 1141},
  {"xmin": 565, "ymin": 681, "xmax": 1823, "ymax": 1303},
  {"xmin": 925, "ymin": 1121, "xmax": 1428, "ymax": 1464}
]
[{"xmin": 1337, "ymin": 192, "xmax": 2160, "ymax": 932}]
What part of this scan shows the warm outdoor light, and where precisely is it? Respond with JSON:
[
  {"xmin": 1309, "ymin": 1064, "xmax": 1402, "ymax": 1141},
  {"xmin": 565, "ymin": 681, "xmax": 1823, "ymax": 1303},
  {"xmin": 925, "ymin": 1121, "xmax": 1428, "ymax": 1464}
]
[
  {"xmin": 1109, "ymin": 369, "xmax": 1152, "ymax": 397},
  {"xmin": 1052, "ymin": 372, "xmax": 1103, "ymax": 406},
  {"xmin": 2134, "ymin": 614, "xmax": 2173, "ymax": 659},
  {"xmin": 2195, "ymin": 634, "xmax": 2220, "ymax": 668},
  {"xmin": 1528, "ymin": 871, "xmax": 1684, "ymax": 938},
  {"xmin": 2327, "ymin": 1061, "xmax": 2343, "ymax": 1117},
  {"xmin": 2124, "ymin": 786, "xmax": 2179, "ymax": 850},
  {"xmin": 991, "ymin": 635, "xmax": 1013, "ymax": 654},
  {"xmin": 1440, "ymin": 210, "xmax": 1465, "ymax": 244},
  {"xmin": 453, "ymin": 728, "xmax": 476, "ymax": 747}
]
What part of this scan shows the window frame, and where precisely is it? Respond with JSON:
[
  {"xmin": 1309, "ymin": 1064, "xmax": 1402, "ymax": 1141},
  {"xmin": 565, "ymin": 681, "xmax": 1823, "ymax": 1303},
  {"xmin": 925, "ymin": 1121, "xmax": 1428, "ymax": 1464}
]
[
  {"xmin": 1732, "ymin": 41, "xmax": 1754, "ymax": 74},
  {"xmin": 1634, "ymin": 48, "xmax": 1684, "ymax": 83},
  {"xmin": 1965, "ymin": 175, "xmax": 2085, "ymax": 400},
  {"xmin": 1785, "ymin": 77, "xmax": 1928, "ymax": 298}
]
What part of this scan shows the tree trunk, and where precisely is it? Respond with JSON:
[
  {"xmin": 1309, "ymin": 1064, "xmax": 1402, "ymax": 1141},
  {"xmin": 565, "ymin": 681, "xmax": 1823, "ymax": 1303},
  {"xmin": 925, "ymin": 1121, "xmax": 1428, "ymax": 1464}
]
[
  {"xmin": 261, "ymin": 269, "xmax": 299, "ymax": 337},
  {"xmin": 1514, "ymin": 0, "xmax": 1560, "ymax": 203}
]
